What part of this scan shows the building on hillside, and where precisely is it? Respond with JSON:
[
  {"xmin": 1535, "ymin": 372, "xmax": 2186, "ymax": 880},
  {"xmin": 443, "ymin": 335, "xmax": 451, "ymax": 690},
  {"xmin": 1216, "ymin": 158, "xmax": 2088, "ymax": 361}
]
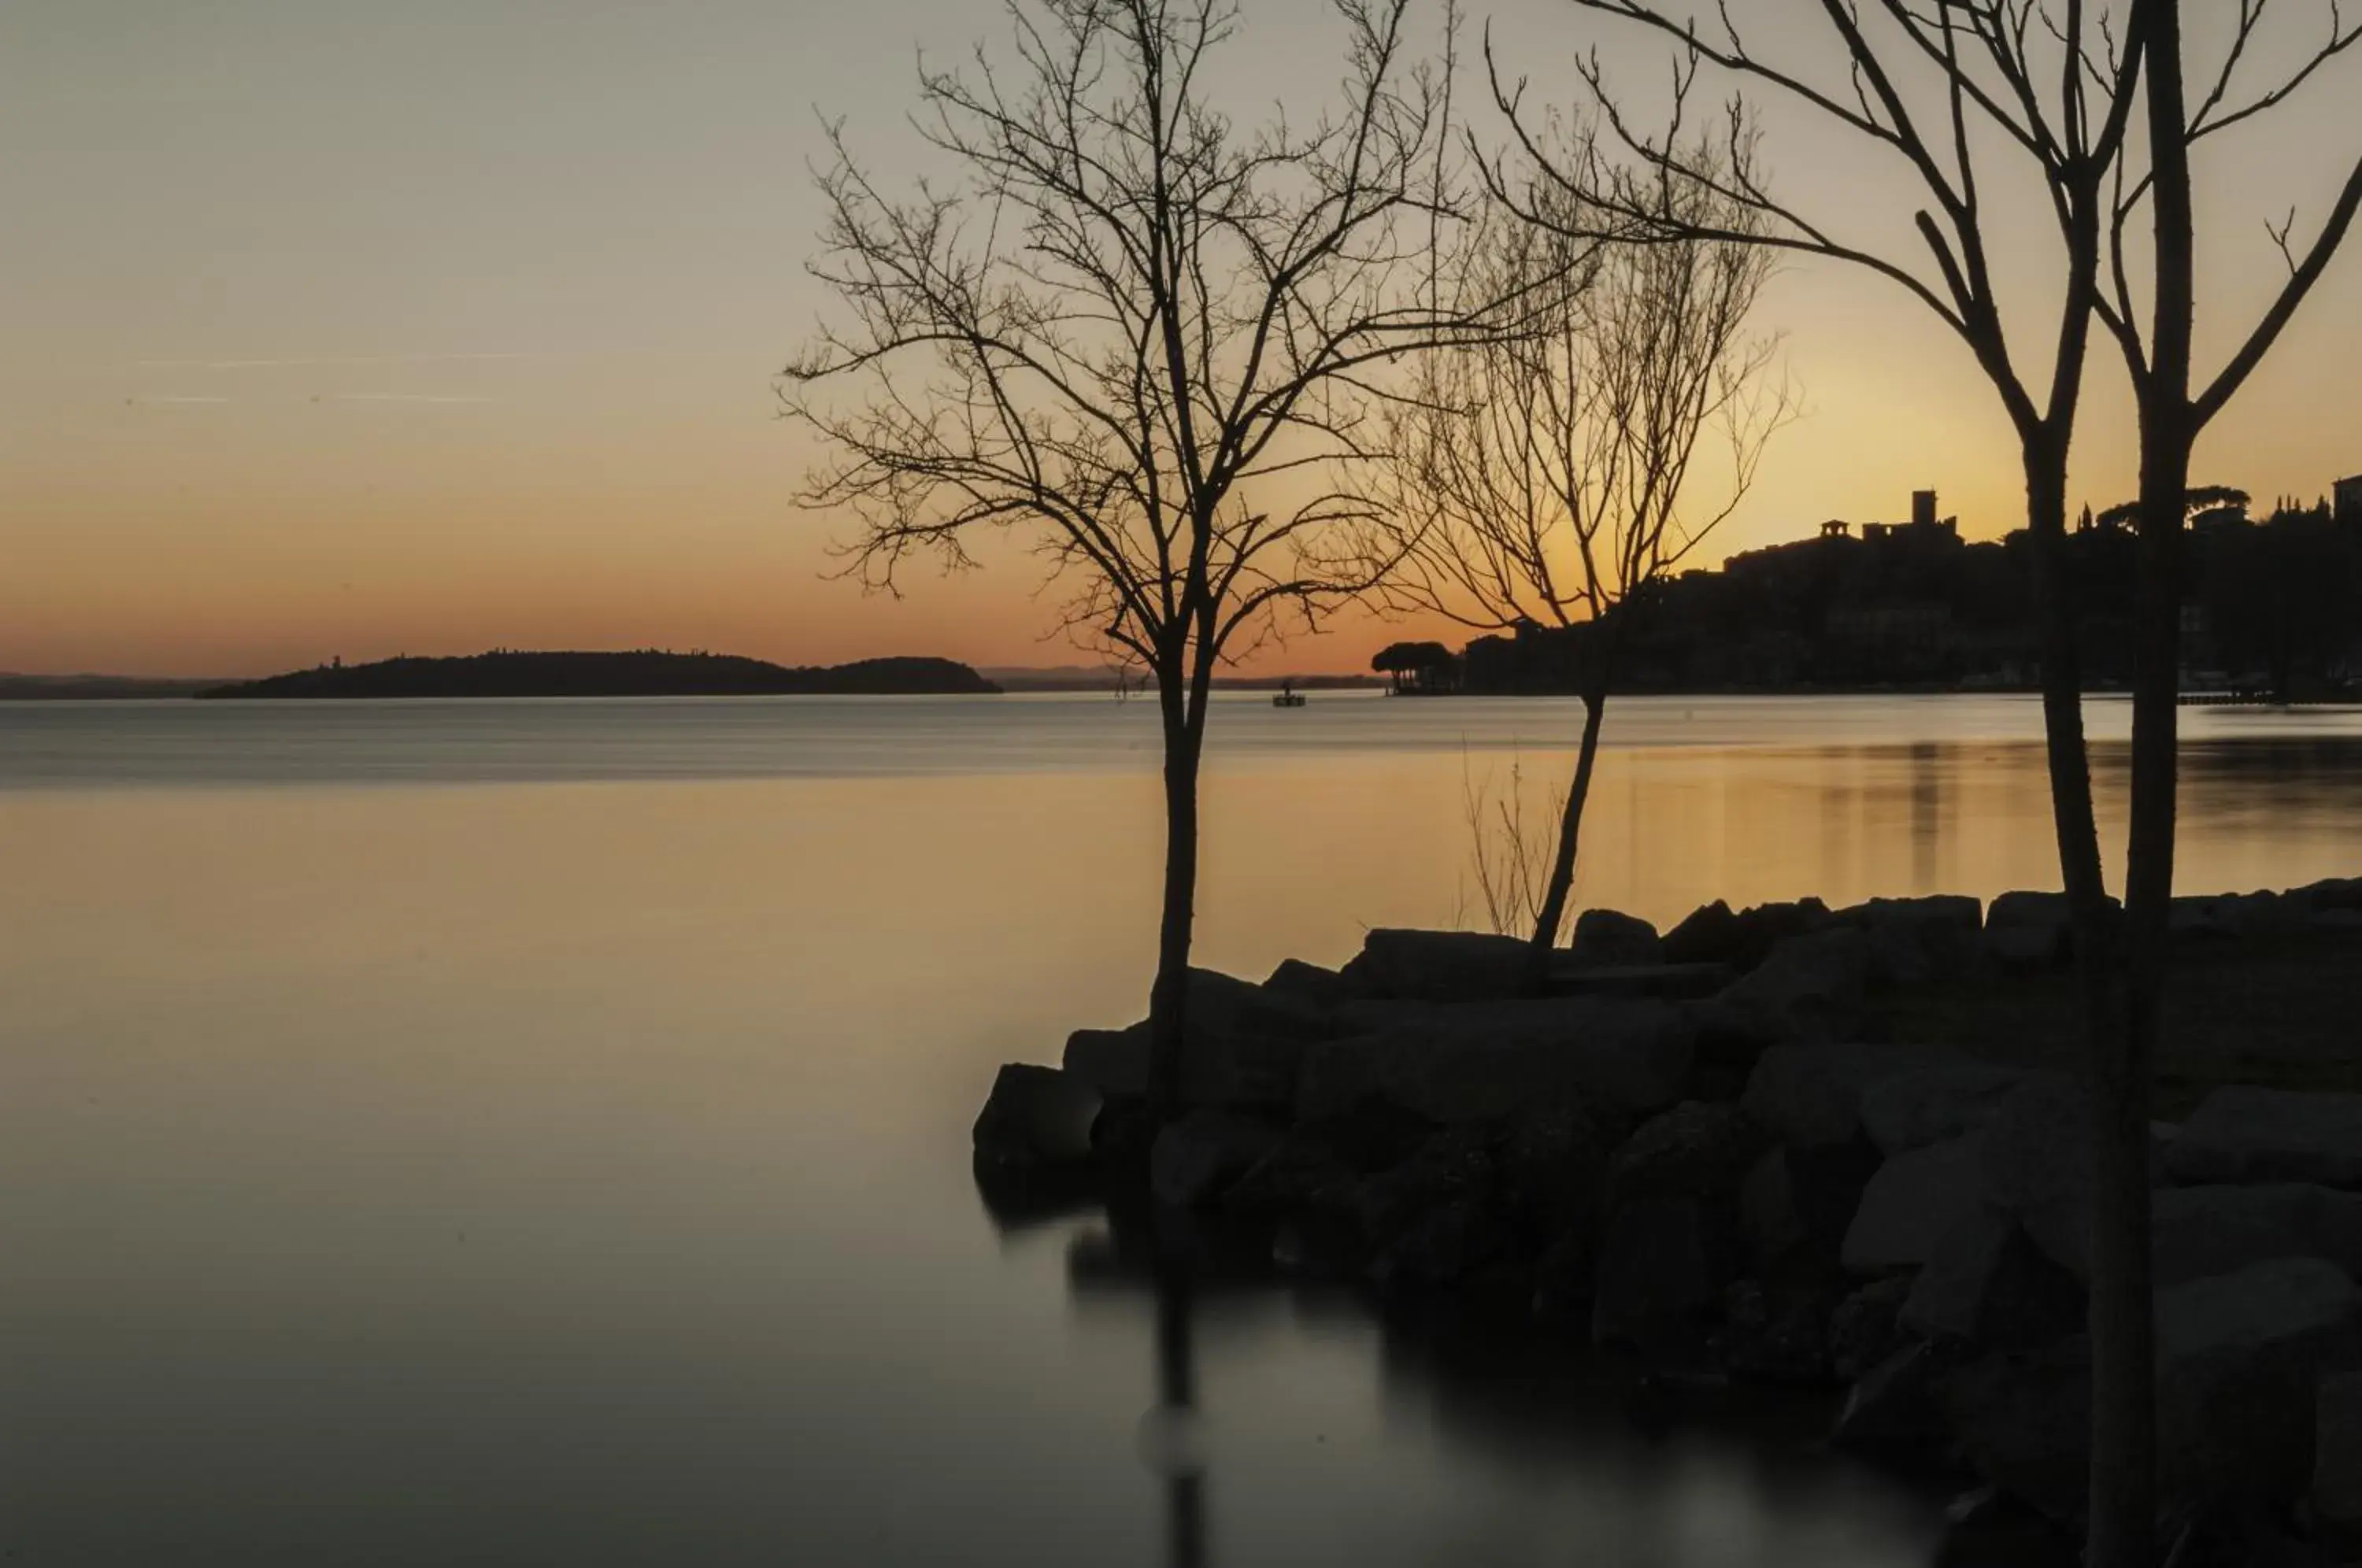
[{"xmin": 2336, "ymin": 474, "xmax": 2362, "ymax": 526}]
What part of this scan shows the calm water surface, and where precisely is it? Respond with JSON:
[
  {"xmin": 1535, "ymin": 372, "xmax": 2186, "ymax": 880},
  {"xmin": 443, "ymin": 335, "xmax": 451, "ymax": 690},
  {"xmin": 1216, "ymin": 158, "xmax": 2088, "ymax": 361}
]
[{"xmin": 6, "ymin": 692, "xmax": 2362, "ymax": 1566}]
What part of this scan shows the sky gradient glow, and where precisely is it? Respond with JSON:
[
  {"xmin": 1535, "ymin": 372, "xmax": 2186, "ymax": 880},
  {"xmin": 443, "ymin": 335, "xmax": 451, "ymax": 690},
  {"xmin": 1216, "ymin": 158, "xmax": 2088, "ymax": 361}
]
[{"xmin": 6, "ymin": 0, "xmax": 2360, "ymax": 677}]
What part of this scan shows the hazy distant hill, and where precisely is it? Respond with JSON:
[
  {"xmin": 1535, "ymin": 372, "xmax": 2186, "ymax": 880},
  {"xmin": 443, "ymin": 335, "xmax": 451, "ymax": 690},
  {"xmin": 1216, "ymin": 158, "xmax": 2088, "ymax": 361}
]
[{"xmin": 199, "ymin": 651, "xmax": 1001, "ymax": 700}]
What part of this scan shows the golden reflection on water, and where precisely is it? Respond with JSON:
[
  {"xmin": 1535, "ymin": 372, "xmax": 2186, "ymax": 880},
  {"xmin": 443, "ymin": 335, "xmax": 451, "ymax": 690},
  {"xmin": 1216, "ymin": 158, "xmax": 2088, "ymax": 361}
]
[{"xmin": 1, "ymin": 727, "xmax": 2357, "ymax": 1566}]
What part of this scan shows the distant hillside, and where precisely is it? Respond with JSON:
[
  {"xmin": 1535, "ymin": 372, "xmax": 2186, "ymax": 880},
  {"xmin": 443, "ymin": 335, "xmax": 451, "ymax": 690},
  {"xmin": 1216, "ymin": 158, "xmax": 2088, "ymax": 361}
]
[{"xmin": 199, "ymin": 651, "xmax": 1001, "ymax": 700}]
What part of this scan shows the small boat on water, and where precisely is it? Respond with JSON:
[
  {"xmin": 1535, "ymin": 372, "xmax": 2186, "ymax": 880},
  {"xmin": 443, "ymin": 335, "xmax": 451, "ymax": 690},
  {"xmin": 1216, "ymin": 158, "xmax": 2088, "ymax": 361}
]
[{"xmin": 1272, "ymin": 681, "xmax": 1306, "ymax": 708}]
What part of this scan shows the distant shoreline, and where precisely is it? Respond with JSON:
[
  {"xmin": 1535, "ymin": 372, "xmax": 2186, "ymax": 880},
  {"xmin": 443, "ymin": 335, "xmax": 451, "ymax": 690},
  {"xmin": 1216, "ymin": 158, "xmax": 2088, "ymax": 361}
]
[{"xmin": 194, "ymin": 650, "xmax": 1000, "ymax": 701}]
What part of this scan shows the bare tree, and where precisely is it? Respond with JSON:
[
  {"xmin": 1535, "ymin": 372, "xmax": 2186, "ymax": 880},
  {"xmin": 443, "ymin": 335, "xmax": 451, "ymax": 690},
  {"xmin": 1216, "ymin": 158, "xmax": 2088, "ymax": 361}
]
[
  {"xmin": 2081, "ymin": 6, "xmax": 2362, "ymax": 1559},
  {"xmin": 783, "ymin": 0, "xmax": 1495, "ymax": 1111},
  {"xmin": 1372, "ymin": 158, "xmax": 1784, "ymax": 970},
  {"xmin": 1500, "ymin": 3, "xmax": 2362, "ymax": 1556},
  {"xmin": 1480, "ymin": 2, "xmax": 2149, "ymax": 1551}
]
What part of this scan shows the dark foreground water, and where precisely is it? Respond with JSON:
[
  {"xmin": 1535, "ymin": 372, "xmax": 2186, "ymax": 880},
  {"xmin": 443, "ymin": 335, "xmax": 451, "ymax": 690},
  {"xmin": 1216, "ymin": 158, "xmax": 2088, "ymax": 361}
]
[{"xmin": 6, "ymin": 692, "xmax": 2361, "ymax": 1566}]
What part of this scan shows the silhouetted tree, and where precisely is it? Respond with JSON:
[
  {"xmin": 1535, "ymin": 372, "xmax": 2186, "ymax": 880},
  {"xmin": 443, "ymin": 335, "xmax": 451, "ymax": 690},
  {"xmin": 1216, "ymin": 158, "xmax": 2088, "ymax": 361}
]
[
  {"xmin": 2087, "ymin": 20, "xmax": 2362, "ymax": 1547},
  {"xmin": 783, "ymin": 0, "xmax": 1499, "ymax": 1111},
  {"xmin": 2200, "ymin": 511, "xmax": 2358, "ymax": 697},
  {"xmin": 1371, "ymin": 638, "xmax": 1459, "ymax": 691},
  {"xmin": 1485, "ymin": 2, "xmax": 2159, "ymax": 1553},
  {"xmin": 1370, "ymin": 155, "xmax": 1783, "ymax": 967}
]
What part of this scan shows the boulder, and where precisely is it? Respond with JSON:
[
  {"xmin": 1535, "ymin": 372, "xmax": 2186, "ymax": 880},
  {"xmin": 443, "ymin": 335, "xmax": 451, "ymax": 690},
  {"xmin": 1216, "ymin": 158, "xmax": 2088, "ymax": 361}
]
[
  {"xmin": 1549, "ymin": 961, "xmax": 1735, "ymax": 1001},
  {"xmin": 1295, "ymin": 998, "xmax": 1694, "ymax": 1126},
  {"xmin": 1838, "ymin": 894, "xmax": 1986, "ymax": 988},
  {"xmin": 1150, "ymin": 1108, "xmax": 1283, "ymax": 1208},
  {"xmin": 1931, "ymin": 1487, "xmax": 2082, "ymax": 1568},
  {"xmin": 2296, "ymin": 875, "xmax": 2362, "ymax": 915},
  {"xmin": 1714, "ymin": 927, "xmax": 1871, "ymax": 1043},
  {"xmin": 2168, "ymin": 895, "xmax": 2240, "ymax": 945},
  {"xmin": 2151, "ymin": 1183, "xmax": 2362, "ymax": 1289},
  {"xmin": 1741, "ymin": 1041, "xmax": 1967, "ymax": 1149},
  {"xmin": 1860, "ymin": 1063, "xmax": 2029, "ymax": 1155},
  {"xmin": 1719, "ymin": 1275, "xmax": 1832, "ymax": 1384},
  {"xmin": 1933, "ymin": 1337, "xmax": 2094, "ymax": 1523},
  {"xmin": 1220, "ymin": 1130, "xmax": 1359, "ymax": 1219},
  {"xmin": 2168, "ymin": 1087, "xmax": 2362, "ymax": 1189},
  {"xmin": 1978, "ymin": 1074, "xmax": 2095, "ymax": 1280},
  {"xmin": 1368, "ymin": 1199, "xmax": 1514, "ymax": 1294},
  {"xmin": 1829, "ymin": 1275, "xmax": 1914, "ymax": 1382},
  {"xmin": 1834, "ymin": 1341, "xmax": 1953, "ymax": 1449},
  {"xmin": 1263, "ymin": 956, "xmax": 1360, "ymax": 1008},
  {"xmin": 2314, "ymin": 1371, "xmax": 2362, "ymax": 1546},
  {"xmin": 1061, "ymin": 967, "xmax": 1329, "ymax": 1108},
  {"xmin": 1342, "ymin": 928, "xmax": 1532, "ymax": 1002},
  {"xmin": 1663, "ymin": 897, "xmax": 1834, "ymax": 972},
  {"xmin": 1570, "ymin": 907, "xmax": 1663, "ymax": 967},
  {"xmin": 1845, "ymin": 1132, "xmax": 1991, "ymax": 1274},
  {"xmin": 1605, "ymin": 1100, "xmax": 1762, "ymax": 1210},
  {"xmin": 2155, "ymin": 1258, "xmax": 2362, "ymax": 1511},
  {"xmin": 1351, "ymin": 1124, "xmax": 1499, "ymax": 1247},
  {"xmin": 1661, "ymin": 900, "xmax": 1745, "ymax": 967},
  {"xmin": 1496, "ymin": 1103, "xmax": 1610, "ymax": 1241},
  {"xmin": 972, "ymin": 1063, "xmax": 1103, "ymax": 1172},
  {"xmin": 1739, "ymin": 1141, "xmax": 1883, "ymax": 1273},
  {"xmin": 1901, "ymin": 1204, "xmax": 2084, "ymax": 1348},
  {"xmin": 1592, "ymin": 1194, "xmax": 1736, "ymax": 1349},
  {"xmin": 1983, "ymin": 890, "xmax": 2075, "ymax": 968}
]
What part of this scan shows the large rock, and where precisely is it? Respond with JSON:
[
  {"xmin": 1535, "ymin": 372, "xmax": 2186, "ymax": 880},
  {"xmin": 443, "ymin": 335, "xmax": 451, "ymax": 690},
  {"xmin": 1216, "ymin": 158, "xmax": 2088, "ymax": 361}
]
[
  {"xmin": 1934, "ymin": 1337, "xmax": 2094, "ymax": 1522},
  {"xmin": 1062, "ymin": 967, "xmax": 1329, "ymax": 1108},
  {"xmin": 2297, "ymin": 875, "xmax": 2362, "ymax": 914},
  {"xmin": 1662, "ymin": 897, "xmax": 1834, "ymax": 972},
  {"xmin": 1983, "ymin": 891, "xmax": 2075, "ymax": 969},
  {"xmin": 1838, "ymin": 894, "xmax": 1985, "ymax": 988},
  {"xmin": 1978, "ymin": 1074, "xmax": 2095, "ymax": 1280},
  {"xmin": 1263, "ymin": 957, "xmax": 1360, "ymax": 1008},
  {"xmin": 2155, "ymin": 1257, "xmax": 2362, "ymax": 1510},
  {"xmin": 1714, "ymin": 927, "xmax": 1871, "ymax": 1043},
  {"xmin": 1661, "ymin": 900, "xmax": 1744, "ymax": 967},
  {"xmin": 1740, "ymin": 1141, "xmax": 1883, "ymax": 1272},
  {"xmin": 1834, "ymin": 1341, "xmax": 1953, "ymax": 1449},
  {"xmin": 1342, "ymin": 928, "xmax": 1532, "ymax": 1002},
  {"xmin": 2168, "ymin": 1087, "xmax": 2362, "ymax": 1190},
  {"xmin": 1295, "ymin": 998, "xmax": 1694, "ymax": 1126},
  {"xmin": 2315, "ymin": 1371, "xmax": 2362, "ymax": 1545},
  {"xmin": 2152, "ymin": 1183, "xmax": 2362, "ymax": 1289},
  {"xmin": 1860, "ymin": 1062, "xmax": 2029, "ymax": 1155},
  {"xmin": 1719, "ymin": 1275, "xmax": 1833, "ymax": 1384},
  {"xmin": 1829, "ymin": 1275, "xmax": 1914, "ymax": 1382},
  {"xmin": 972, "ymin": 1063, "xmax": 1103, "ymax": 1172},
  {"xmin": 1605, "ymin": 1100, "xmax": 1762, "ymax": 1209},
  {"xmin": 1845, "ymin": 1132, "xmax": 1991, "ymax": 1274},
  {"xmin": 1592, "ymin": 1194, "xmax": 1735, "ymax": 1349},
  {"xmin": 1570, "ymin": 908, "xmax": 1663, "ymax": 967},
  {"xmin": 1496, "ymin": 1103, "xmax": 1610, "ymax": 1241},
  {"xmin": 1549, "ymin": 961, "xmax": 1735, "ymax": 1001},
  {"xmin": 1742, "ymin": 1041, "xmax": 1969, "ymax": 1150},
  {"xmin": 1150, "ymin": 1108, "xmax": 1283, "ymax": 1208},
  {"xmin": 1901, "ymin": 1204, "xmax": 2084, "ymax": 1348}
]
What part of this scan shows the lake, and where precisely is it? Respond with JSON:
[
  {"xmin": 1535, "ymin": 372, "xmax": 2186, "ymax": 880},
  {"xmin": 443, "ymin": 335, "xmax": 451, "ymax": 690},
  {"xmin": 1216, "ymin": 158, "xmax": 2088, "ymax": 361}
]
[{"xmin": 6, "ymin": 692, "xmax": 2361, "ymax": 1566}]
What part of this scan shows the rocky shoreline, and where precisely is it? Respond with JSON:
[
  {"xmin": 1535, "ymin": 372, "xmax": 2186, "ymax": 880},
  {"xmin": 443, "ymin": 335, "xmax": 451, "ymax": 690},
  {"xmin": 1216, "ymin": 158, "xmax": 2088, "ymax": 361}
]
[{"xmin": 975, "ymin": 881, "xmax": 2362, "ymax": 1562}]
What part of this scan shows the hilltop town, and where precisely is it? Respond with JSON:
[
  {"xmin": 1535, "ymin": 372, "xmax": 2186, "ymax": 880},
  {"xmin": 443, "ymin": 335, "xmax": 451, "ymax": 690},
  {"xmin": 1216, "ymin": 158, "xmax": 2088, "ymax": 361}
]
[{"xmin": 1409, "ymin": 477, "xmax": 2362, "ymax": 700}]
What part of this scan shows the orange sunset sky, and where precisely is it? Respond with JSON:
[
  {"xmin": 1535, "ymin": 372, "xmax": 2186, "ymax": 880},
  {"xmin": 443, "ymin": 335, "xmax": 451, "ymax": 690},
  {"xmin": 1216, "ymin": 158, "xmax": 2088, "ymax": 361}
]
[{"xmin": 6, "ymin": 1, "xmax": 2359, "ymax": 679}]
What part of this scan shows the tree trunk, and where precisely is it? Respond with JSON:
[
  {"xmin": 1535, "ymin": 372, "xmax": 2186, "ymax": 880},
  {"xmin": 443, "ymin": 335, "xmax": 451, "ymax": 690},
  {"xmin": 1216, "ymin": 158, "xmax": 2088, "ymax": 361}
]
[
  {"xmin": 1148, "ymin": 686, "xmax": 1205, "ymax": 1119},
  {"xmin": 2024, "ymin": 438, "xmax": 2112, "ymax": 932},
  {"xmin": 2089, "ymin": 8, "xmax": 2197, "ymax": 1562},
  {"xmin": 1527, "ymin": 686, "xmax": 1608, "ymax": 979}
]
